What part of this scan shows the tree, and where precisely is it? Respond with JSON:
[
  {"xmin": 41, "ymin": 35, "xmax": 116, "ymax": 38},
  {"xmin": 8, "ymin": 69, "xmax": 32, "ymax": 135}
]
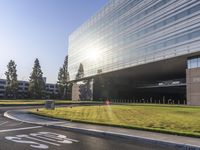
[
  {"xmin": 57, "ymin": 55, "xmax": 70, "ymax": 99},
  {"xmin": 29, "ymin": 58, "xmax": 45, "ymax": 99},
  {"xmin": 5, "ymin": 60, "xmax": 18, "ymax": 99},
  {"xmin": 76, "ymin": 63, "xmax": 84, "ymax": 80}
]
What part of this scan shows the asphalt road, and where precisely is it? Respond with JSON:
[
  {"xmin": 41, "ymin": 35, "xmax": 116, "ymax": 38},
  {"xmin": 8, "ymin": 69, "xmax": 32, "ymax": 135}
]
[{"xmin": 0, "ymin": 106, "xmax": 176, "ymax": 150}]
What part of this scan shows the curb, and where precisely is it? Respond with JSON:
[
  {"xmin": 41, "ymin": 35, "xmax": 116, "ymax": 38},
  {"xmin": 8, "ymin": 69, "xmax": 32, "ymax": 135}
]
[
  {"xmin": 4, "ymin": 111, "xmax": 66, "ymax": 126},
  {"xmin": 0, "ymin": 102, "xmax": 103, "ymax": 107},
  {"xmin": 4, "ymin": 110, "xmax": 200, "ymax": 150},
  {"xmin": 47, "ymin": 125, "xmax": 200, "ymax": 150},
  {"xmin": 4, "ymin": 111, "xmax": 25, "ymax": 123}
]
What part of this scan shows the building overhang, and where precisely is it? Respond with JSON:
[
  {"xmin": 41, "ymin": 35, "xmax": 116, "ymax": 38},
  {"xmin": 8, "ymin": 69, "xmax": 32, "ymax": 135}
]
[{"xmin": 68, "ymin": 51, "xmax": 200, "ymax": 83}]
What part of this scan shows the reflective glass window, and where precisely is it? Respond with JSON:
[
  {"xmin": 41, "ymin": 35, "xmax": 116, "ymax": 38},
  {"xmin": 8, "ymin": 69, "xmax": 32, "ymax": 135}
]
[
  {"xmin": 191, "ymin": 58, "xmax": 198, "ymax": 68},
  {"xmin": 165, "ymin": 16, "xmax": 176, "ymax": 24},
  {"xmin": 190, "ymin": 30, "xmax": 200, "ymax": 39},
  {"xmin": 165, "ymin": 38, "xmax": 175, "ymax": 46},
  {"xmin": 187, "ymin": 59, "xmax": 191, "ymax": 69},
  {"xmin": 176, "ymin": 34, "xmax": 189, "ymax": 43},
  {"xmin": 198, "ymin": 58, "xmax": 200, "ymax": 67},
  {"xmin": 155, "ymin": 21, "xmax": 165, "ymax": 29},
  {"xmin": 68, "ymin": 1, "xmax": 200, "ymax": 80},
  {"xmin": 190, "ymin": 4, "xmax": 200, "ymax": 14},
  {"xmin": 176, "ymin": 10, "xmax": 189, "ymax": 20}
]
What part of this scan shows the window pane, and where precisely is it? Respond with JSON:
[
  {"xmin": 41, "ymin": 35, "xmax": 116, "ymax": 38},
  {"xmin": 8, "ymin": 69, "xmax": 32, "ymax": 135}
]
[
  {"xmin": 198, "ymin": 58, "xmax": 200, "ymax": 67},
  {"xmin": 190, "ymin": 30, "xmax": 200, "ymax": 39},
  {"xmin": 191, "ymin": 58, "xmax": 198, "ymax": 68},
  {"xmin": 176, "ymin": 34, "xmax": 189, "ymax": 43},
  {"xmin": 187, "ymin": 59, "xmax": 191, "ymax": 69}
]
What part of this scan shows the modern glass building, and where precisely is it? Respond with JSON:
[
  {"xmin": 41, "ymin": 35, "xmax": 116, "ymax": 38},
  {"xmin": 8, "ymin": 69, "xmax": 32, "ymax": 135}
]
[{"xmin": 68, "ymin": 0, "xmax": 200, "ymax": 105}]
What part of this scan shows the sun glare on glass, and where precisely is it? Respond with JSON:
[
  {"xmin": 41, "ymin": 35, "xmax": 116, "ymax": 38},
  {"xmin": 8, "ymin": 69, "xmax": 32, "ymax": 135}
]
[{"xmin": 88, "ymin": 50, "xmax": 101, "ymax": 61}]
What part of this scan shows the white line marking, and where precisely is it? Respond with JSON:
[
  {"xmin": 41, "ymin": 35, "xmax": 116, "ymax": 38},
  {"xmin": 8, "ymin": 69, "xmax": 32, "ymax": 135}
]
[
  {"xmin": 30, "ymin": 132, "xmax": 79, "ymax": 143},
  {"xmin": 5, "ymin": 136, "xmax": 49, "ymax": 149},
  {"xmin": 0, "ymin": 121, "xmax": 9, "ymax": 126},
  {"xmin": 17, "ymin": 135, "xmax": 60, "ymax": 146},
  {"xmin": 0, "ymin": 126, "xmax": 42, "ymax": 133}
]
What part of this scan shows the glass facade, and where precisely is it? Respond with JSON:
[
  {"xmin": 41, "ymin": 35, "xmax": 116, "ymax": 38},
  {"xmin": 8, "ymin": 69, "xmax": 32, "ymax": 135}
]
[
  {"xmin": 68, "ymin": 0, "xmax": 200, "ymax": 81},
  {"xmin": 188, "ymin": 56, "xmax": 200, "ymax": 69}
]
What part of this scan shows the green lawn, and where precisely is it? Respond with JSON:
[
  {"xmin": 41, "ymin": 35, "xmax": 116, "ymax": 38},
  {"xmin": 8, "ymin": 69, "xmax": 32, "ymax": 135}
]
[
  {"xmin": 31, "ymin": 104, "xmax": 200, "ymax": 137},
  {"xmin": 0, "ymin": 100, "xmax": 75, "ymax": 105}
]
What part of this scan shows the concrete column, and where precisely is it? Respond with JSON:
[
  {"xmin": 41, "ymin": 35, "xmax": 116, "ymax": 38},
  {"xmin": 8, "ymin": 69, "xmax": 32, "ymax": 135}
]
[
  {"xmin": 71, "ymin": 79, "xmax": 94, "ymax": 101},
  {"xmin": 72, "ymin": 83, "xmax": 80, "ymax": 101},
  {"xmin": 187, "ymin": 68, "xmax": 200, "ymax": 105}
]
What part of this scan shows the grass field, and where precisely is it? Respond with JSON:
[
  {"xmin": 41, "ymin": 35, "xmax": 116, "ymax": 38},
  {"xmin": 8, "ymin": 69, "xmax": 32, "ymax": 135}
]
[
  {"xmin": 0, "ymin": 100, "xmax": 74, "ymax": 105},
  {"xmin": 31, "ymin": 104, "xmax": 200, "ymax": 137}
]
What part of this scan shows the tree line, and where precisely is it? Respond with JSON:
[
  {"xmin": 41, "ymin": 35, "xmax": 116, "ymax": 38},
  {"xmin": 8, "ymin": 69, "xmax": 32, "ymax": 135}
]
[{"xmin": 2, "ymin": 56, "xmax": 71, "ymax": 100}]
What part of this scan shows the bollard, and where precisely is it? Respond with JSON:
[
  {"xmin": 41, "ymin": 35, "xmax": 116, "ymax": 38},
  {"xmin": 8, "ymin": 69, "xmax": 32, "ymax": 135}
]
[{"xmin": 163, "ymin": 96, "xmax": 165, "ymax": 104}]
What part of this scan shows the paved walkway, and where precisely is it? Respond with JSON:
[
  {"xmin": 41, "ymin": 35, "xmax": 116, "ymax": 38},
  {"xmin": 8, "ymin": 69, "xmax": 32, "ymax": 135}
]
[{"xmin": 4, "ymin": 110, "xmax": 200, "ymax": 149}]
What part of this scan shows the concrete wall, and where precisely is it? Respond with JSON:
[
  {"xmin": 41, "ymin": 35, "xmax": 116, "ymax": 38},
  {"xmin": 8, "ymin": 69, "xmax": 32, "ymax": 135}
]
[
  {"xmin": 71, "ymin": 80, "xmax": 93, "ymax": 101},
  {"xmin": 186, "ymin": 68, "xmax": 200, "ymax": 105},
  {"xmin": 71, "ymin": 83, "xmax": 80, "ymax": 101}
]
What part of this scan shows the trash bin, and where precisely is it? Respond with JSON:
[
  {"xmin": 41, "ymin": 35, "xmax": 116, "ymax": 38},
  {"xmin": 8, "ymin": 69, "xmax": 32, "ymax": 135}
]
[{"xmin": 45, "ymin": 100, "xmax": 55, "ymax": 110}]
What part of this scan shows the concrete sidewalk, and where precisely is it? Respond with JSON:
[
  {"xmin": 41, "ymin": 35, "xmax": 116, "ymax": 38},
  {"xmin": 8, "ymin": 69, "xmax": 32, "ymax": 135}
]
[{"xmin": 4, "ymin": 110, "xmax": 200, "ymax": 150}]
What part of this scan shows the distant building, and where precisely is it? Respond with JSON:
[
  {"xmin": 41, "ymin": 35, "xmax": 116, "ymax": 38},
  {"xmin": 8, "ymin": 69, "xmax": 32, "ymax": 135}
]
[
  {"xmin": 0, "ymin": 79, "xmax": 6, "ymax": 98},
  {"xmin": 45, "ymin": 83, "xmax": 59, "ymax": 99},
  {"xmin": 17, "ymin": 80, "xmax": 29, "ymax": 98},
  {"xmin": 0, "ymin": 78, "xmax": 58, "ymax": 99},
  {"xmin": 68, "ymin": 0, "xmax": 200, "ymax": 105}
]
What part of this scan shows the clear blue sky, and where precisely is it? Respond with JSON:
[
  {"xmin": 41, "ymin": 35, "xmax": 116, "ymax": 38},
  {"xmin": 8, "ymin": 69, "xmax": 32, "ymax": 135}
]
[{"xmin": 0, "ymin": 0, "xmax": 108, "ymax": 83}]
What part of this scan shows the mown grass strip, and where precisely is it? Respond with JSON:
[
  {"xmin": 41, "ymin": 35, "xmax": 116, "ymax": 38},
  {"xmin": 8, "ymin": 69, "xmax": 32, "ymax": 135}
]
[{"xmin": 30, "ymin": 104, "xmax": 200, "ymax": 138}]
